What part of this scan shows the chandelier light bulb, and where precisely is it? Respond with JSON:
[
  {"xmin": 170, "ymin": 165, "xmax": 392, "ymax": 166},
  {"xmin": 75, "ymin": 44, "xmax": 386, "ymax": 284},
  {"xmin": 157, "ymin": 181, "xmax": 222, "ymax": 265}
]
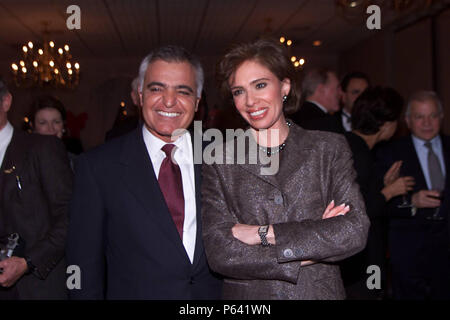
[
  {"xmin": 28, "ymin": 41, "xmax": 33, "ymax": 49},
  {"xmin": 22, "ymin": 67, "xmax": 27, "ymax": 73},
  {"xmin": 64, "ymin": 44, "xmax": 69, "ymax": 51},
  {"xmin": 12, "ymin": 63, "xmax": 19, "ymax": 71},
  {"xmin": 68, "ymin": 69, "xmax": 73, "ymax": 75},
  {"xmin": 38, "ymin": 48, "xmax": 44, "ymax": 55},
  {"xmin": 287, "ymin": 40, "xmax": 292, "ymax": 46},
  {"xmin": 49, "ymin": 60, "xmax": 55, "ymax": 67},
  {"xmin": 294, "ymin": 61, "xmax": 300, "ymax": 67},
  {"xmin": 22, "ymin": 46, "xmax": 28, "ymax": 53},
  {"xmin": 280, "ymin": 37, "xmax": 286, "ymax": 43},
  {"xmin": 54, "ymin": 69, "xmax": 59, "ymax": 74},
  {"xmin": 299, "ymin": 58, "xmax": 305, "ymax": 65},
  {"xmin": 74, "ymin": 62, "xmax": 80, "ymax": 70},
  {"xmin": 33, "ymin": 61, "xmax": 38, "ymax": 67},
  {"xmin": 20, "ymin": 60, "xmax": 25, "ymax": 67},
  {"xmin": 58, "ymin": 48, "xmax": 63, "ymax": 55},
  {"xmin": 49, "ymin": 41, "xmax": 55, "ymax": 48},
  {"xmin": 66, "ymin": 62, "xmax": 72, "ymax": 69},
  {"xmin": 291, "ymin": 56, "xmax": 296, "ymax": 62}
]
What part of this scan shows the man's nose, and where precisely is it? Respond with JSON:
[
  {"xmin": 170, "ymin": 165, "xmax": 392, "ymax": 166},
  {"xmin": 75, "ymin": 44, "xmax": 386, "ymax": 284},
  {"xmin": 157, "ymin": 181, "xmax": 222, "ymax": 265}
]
[{"xmin": 163, "ymin": 89, "xmax": 177, "ymax": 107}]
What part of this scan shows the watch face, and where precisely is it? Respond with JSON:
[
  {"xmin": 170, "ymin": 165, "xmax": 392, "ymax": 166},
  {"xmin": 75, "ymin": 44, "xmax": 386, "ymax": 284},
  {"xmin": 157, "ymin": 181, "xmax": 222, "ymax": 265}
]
[{"xmin": 259, "ymin": 225, "xmax": 269, "ymax": 234}]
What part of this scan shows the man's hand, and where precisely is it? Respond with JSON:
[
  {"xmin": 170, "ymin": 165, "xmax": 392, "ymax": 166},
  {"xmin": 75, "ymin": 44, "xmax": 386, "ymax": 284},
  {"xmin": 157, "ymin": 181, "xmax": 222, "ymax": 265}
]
[
  {"xmin": 411, "ymin": 190, "xmax": 441, "ymax": 208},
  {"xmin": 0, "ymin": 256, "xmax": 28, "ymax": 287}
]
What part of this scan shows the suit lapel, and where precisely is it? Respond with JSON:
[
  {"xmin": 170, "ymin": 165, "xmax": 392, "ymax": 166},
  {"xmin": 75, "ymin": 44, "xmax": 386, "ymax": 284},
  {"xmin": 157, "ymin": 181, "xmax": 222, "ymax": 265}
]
[
  {"xmin": 441, "ymin": 135, "xmax": 450, "ymax": 188},
  {"xmin": 118, "ymin": 128, "xmax": 190, "ymax": 261},
  {"xmin": 404, "ymin": 136, "xmax": 428, "ymax": 191}
]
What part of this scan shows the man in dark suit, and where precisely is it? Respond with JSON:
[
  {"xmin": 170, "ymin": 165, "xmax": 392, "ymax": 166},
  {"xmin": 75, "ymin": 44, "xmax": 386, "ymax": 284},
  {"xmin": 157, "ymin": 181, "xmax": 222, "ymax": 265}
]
[
  {"xmin": 291, "ymin": 68, "xmax": 343, "ymax": 133},
  {"xmin": 0, "ymin": 77, "xmax": 72, "ymax": 299},
  {"xmin": 334, "ymin": 71, "xmax": 370, "ymax": 133},
  {"xmin": 378, "ymin": 90, "xmax": 450, "ymax": 299},
  {"xmin": 67, "ymin": 45, "xmax": 222, "ymax": 299}
]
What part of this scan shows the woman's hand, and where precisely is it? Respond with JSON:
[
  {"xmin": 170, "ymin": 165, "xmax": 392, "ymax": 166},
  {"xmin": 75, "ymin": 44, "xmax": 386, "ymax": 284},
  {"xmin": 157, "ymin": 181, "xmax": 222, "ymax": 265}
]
[
  {"xmin": 231, "ymin": 224, "xmax": 261, "ymax": 245},
  {"xmin": 383, "ymin": 160, "xmax": 402, "ymax": 186},
  {"xmin": 381, "ymin": 176, "xmax": 415, "ymax": 201},
  {"xmin": 322, "ymin": 200, "xmax": 350, "ymax": 219},
  {"xmin": 231, "ymin": 200, "xmax": 350, "ymax": 247}
]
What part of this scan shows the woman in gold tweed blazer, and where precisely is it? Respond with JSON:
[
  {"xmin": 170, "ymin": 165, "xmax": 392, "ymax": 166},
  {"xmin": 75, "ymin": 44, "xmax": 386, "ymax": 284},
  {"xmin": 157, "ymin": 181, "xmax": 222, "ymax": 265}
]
[{"xmin": 201, "ymin": 39, "xmax": 370, "ymax": 300}]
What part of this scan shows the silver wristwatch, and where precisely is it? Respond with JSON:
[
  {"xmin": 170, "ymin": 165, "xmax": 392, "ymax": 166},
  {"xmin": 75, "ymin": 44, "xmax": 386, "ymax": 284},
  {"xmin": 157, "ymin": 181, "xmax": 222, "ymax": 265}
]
[{"xmin": 258, "ymin": 225, "xmax": 270, "ymax": 246}]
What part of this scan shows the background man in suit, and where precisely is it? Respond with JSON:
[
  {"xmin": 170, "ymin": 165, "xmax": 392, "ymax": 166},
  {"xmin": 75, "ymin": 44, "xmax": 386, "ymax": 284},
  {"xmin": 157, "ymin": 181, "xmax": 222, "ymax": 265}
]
[
  {"xmin": 378, "ymin": 90, "xmax": 450, "ymax": 299},
  {"xmin": 291, "ymin": 68, "xmax": 342, "ymax": 133},
  {"xmin": 336, "ymin": 71, "xmax": 370, "ymax": 132},
  {"xmin": 67, "ymin": 45, "xmax": 222, "ymax": 299},
  {"xmin": 0, "ymin": 77, "xmax": 72, "ymax": 299}
]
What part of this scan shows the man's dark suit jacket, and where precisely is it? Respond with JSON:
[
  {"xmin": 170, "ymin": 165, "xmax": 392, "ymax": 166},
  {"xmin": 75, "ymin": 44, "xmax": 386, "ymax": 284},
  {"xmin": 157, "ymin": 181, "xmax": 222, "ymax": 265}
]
[
  {"xmin": 67, "ymin": 126, "xmax": 222, "ymax": 299},
  {"xmin": 291, "ymin": 101, "xmax": 343, "ymax": 133},
  {"xmin": 0, "ymin": 129, "xmax": 72, "ymax": 299},
  {"xmin": 377, "ymin": 134, "xmax": 450, "ymax": 299}
]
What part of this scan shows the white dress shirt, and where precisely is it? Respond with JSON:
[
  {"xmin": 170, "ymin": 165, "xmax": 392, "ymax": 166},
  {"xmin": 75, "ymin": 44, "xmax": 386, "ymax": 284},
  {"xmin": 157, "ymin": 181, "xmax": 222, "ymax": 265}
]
[
  {"xmin": 341, "ymin": 110, "xmax": 352, "ymax": 132},
  {"xmin": 142, "ymin": 125, "xmax": 197, "ymax": 263},
  {"xmin": 411, "ymin": 134, "xmax": 446, "ymax": 190},
  {"xmin": 0, "ymin": 122, "xmax": 13, "ymax": 167}
]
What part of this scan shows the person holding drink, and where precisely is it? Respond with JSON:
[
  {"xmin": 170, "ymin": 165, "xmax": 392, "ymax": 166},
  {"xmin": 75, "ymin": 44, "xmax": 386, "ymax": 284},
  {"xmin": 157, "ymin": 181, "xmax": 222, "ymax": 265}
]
[{"xmin": 378, "ymin": 90, "xmax": 450, "ymax": 299}]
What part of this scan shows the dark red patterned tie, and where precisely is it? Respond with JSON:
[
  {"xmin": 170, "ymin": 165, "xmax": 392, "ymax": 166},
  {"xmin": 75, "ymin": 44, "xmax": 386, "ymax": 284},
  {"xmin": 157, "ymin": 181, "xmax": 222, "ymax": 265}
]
[{"xmin": 158, "ymin": 144, "xmax": 185, "ymax": 239}]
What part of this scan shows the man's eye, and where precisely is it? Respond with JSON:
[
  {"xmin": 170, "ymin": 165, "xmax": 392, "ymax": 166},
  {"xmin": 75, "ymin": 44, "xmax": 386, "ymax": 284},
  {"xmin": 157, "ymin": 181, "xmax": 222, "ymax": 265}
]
[
  {"xmin": 149, "ymin": 87, "xmax": 161, "ymax": 92},
  {"xmin": 178, "ymin": 90, "xmax": 191, "ymax": 96},
  {"xmin": 256, "ymin": 82, "xmax": 266, "ymax": 89}
]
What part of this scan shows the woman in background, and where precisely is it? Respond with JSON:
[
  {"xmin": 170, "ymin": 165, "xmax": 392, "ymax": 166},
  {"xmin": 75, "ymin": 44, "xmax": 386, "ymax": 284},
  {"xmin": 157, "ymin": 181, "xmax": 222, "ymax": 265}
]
[
  {"xmin": 340, "ymin": 86, "xmax": 415, "ymax": 299},
  {"xmin": 29, "ymin": 95, "xmax": 82, "ymax": 169},
  {"xmin": 201, "ymin": 38, "xmax": 370, "ymax": 300}
]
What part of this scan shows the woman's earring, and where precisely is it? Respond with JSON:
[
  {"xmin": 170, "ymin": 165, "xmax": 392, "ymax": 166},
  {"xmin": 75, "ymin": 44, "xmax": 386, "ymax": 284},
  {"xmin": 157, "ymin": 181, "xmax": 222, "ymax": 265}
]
[{"xmin": 282, "ymin": 95, "xmax": 288, "ymax": 103}]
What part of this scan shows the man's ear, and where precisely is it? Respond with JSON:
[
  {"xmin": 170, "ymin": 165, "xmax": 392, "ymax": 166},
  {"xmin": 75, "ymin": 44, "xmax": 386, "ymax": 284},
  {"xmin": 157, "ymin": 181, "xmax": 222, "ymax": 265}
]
[
  {"xmin": 139, "ymin": 90, "xmax": 143, "ymax": 107},
  {"xmin": 405, "ymin": 116, "xmax": 412, "ymax": 130},
  {"xmin": 194, "ymin": 97, "xmax": 200, "ymax": 113},
  {"xmin": 1, "ymin": 92, "xmax": 12, "ymax": 113}
]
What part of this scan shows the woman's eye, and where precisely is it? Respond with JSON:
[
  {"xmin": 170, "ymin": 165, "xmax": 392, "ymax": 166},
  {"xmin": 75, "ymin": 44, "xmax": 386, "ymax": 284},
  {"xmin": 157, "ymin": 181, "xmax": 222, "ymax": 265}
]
[
  {"xmin": 232, "ymin": 89, "xmax": 243, "ymax": 97},
  {"xmin": 256, "ymin": 82, "xmax": 267, "ymax": 89}
]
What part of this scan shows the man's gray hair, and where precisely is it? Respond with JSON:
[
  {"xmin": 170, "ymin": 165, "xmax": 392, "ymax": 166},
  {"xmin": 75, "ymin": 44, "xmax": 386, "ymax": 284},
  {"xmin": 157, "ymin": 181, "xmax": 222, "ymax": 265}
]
[
  {"xmin": 137, "ymin": 45, "xmax": 204, "ymax": 97},
  {"xmin": 405, "ymin": 90, "xmax": 443, "ymax": 117},
  {"xmin": 301, "ymin": 68, "xmax": 335, "ymax": 99}
]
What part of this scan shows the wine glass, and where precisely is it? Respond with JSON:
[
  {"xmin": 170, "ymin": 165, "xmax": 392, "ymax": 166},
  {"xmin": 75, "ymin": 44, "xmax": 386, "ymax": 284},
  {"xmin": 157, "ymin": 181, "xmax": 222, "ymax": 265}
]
[{"xmin": 426, "ymin": 188, "xmax": 444, "ymax": 221}]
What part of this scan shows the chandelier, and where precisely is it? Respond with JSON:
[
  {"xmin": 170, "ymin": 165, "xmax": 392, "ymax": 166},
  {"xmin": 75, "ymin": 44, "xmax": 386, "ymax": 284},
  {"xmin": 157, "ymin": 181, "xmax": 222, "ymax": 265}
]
[
  {"xmin": 11, "ymin": 39, "xmax": 80, "ymax": 89},
  {"xmin": 279, "ymin": 37, "xmax": 306, "ymax": 69}
]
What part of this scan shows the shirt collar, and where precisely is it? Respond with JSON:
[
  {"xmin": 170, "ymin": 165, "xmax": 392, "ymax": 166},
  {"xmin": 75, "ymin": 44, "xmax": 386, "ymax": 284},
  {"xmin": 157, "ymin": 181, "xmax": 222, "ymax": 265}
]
[
  {"xmin": 0, "ymin": 121, "xmax": 14, "ymax": 144},
  {"xmin": 411, "ymin": 134, "xmax": 441, "ymax": 149},
  {"xmin": 142, "ymin": 124, "xmax": 192, "ymax": 162},
  {"xmin": 307, "ymin": 100, "xmax": 328, "ymax": 114}
]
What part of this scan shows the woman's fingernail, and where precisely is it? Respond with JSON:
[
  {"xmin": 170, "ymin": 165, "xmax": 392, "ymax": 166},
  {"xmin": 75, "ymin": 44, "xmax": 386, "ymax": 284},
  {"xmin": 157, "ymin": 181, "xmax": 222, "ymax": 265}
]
[{"xmin": 344, "ymin": 205, "xmax": 350, "ymax": 210}]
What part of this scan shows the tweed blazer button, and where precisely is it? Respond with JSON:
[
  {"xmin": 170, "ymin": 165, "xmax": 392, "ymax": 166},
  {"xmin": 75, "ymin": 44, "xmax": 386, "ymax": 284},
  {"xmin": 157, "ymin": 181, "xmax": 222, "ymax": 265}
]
[
  {"xmin": 274, "ymin": 194, "xmax": 283, "ymax": 205},
  {"xmin": 283, "ymin": 248, "xmax": 294, "ymax": 258}
]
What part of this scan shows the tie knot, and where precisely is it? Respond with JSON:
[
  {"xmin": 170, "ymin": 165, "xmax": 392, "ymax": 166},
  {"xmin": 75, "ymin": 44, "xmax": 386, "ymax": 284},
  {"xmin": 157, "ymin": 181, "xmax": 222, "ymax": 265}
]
[
  {"xmin": 424, "ymin": 141, "xmax": 432, "ymax": 150},
  {"xmin": 161, "ymin": 144, "xmax": 176, "ymax": 157}
]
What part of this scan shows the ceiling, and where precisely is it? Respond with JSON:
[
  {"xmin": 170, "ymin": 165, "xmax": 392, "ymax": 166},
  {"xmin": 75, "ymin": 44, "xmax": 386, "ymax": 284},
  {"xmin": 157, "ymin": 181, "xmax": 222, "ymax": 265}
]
[{"xmin": 0, "ymin": 0, "xmax": 449, "ymax": 62}]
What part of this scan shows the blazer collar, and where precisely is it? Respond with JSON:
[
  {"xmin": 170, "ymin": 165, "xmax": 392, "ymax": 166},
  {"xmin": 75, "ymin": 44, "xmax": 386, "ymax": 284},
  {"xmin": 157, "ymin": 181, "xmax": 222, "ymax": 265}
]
[{"xmin": 236, "ymin": 123, "xmax": 314, "ymax": 190}]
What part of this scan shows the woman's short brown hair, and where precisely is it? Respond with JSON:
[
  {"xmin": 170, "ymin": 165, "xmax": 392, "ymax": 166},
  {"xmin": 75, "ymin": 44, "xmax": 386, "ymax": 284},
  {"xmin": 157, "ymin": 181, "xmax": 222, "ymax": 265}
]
[{"xmin": 216, "ymin": 38, "xmax": 300, "ymax": 114}]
